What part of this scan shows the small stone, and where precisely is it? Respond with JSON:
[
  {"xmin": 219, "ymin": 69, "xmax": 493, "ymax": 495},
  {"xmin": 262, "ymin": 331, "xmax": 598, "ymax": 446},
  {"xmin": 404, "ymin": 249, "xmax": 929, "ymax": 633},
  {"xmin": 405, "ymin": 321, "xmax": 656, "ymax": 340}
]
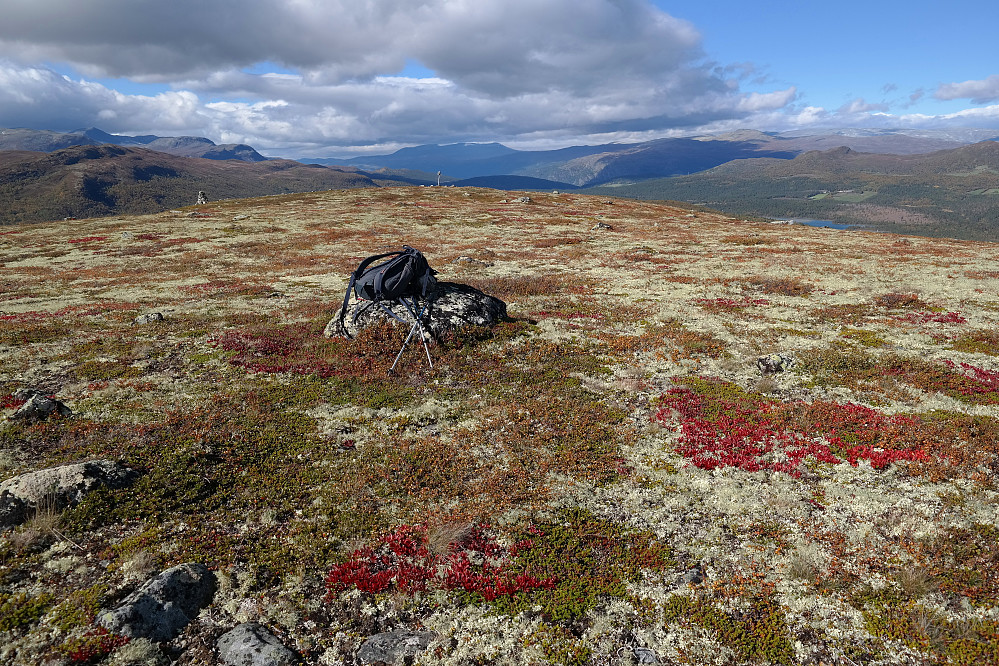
[
  {"xmin": 357, "ymin": 631, "xmax": 435, "ymax": 665},
  {"xmin": 592, "ymin": 222, "xmax": 613, "ymax": 230},
  {"xmin": 757, "ymin": 353, "xmax": 795, "ymax": 375},
  {"xmin": 633, "ymin": 647, "xmax": 659, "ymax": 664},
  {"xmin": 217, "ymin": 623, "xmax": 299, "ymax": 666},
  {"xmin": 233, "ymin": 214, "xmax": 250, "ymax": 221},
  {"xmin": 134, "ymin": 312, "xmax": 165, "ymax": 325},
  {"xmin": 678, "ymin": 567, "xmax": 705, "ymax": 585},
  {"xmin": 453, "ymin": 256, "xmax": 491, "ymax": 267},
  {"xmin": 516, "ymin": 196, "xmax": 532, "ymax": 203},
  {"xmin": 1, "ymin": 460, "xmax": 139, "ymax": 529}
]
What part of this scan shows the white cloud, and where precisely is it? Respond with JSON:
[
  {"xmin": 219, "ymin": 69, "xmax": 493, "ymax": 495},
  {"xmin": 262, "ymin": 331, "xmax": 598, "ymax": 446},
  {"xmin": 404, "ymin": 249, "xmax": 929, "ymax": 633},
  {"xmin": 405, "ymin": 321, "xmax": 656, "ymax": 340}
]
[
  {"xmin": 736, "ymin": 87, "xmax": 797, "ymax": 112},
  {"xmin": 0, "ymin": 0, "xmax": 701, "ymax": 95},
  {"xmin": 0, "ymin": 0, "xmax": 787, "ymax": 152},
  {"xmin": 934, "ymin": 75, "xmax": 999, "ymax": 104},
  {"xmin": 0, "ymin": 60, "xmax": 207, "ymax": 133},
  {"xmin": 836, "ymin": 98, "xmax": 891, "ymax": 115},
  {"xmin": 2, "ymin": 1, "xmax": 991, "ymax": 155}
]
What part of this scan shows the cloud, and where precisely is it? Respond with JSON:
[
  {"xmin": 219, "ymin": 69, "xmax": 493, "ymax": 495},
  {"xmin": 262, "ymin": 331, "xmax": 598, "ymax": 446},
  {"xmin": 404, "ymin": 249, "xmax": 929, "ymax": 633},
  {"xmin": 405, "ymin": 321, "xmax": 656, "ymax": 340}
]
[
  {"xmin": 13, "ymin": 1, "xmax": 990, "ymax": 155},
  {"xmin": 0, "ymin": 0, "xmax": 702, "ymax": 96},
  {"xmin": 736, "ymin": 87, "xmax": 797, "ymax": 113},
  {"xmin": 0, "ymin": 1, "xmax": 799, "ymax": 153},
  {"xmin": 934, "ymin": 75, "xmax": 999, "ymax": 104},
  {"xmin": 0, "ymin": 60, "xmax": 206, "ymax": 133},
  {"xmin": 836, "ymin": 98, "xmax": 890, "ymax": 115}
]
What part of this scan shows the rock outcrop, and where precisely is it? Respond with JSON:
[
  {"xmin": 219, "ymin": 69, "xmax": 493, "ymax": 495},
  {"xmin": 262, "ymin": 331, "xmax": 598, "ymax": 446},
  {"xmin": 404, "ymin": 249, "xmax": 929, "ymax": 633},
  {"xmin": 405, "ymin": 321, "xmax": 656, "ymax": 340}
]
[
  {"xmin": 0, "ymin": 460, "xmax": 139, "ymax": 530},
  {"xmin": 97, "ymin": 562, "xmax": 217, "ymax": 641},
  {"xmin": 326, "ymin": 281, "xmax": 506, "ymax": 340}
]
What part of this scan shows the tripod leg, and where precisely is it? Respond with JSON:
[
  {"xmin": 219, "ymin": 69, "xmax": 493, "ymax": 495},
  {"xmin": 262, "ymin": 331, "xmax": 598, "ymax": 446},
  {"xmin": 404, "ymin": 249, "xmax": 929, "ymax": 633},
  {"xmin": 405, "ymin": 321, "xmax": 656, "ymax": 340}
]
[
  {"xmin": 416, "ymin": 320, "xmax": 433, "ymax": 368},
  {"xmin": 400, "ymin": 298, "xmax": 434, "ymax": 369},
  {"xmin": 389, "ymin": 322, "xmax": 420, "ymax": 373}
]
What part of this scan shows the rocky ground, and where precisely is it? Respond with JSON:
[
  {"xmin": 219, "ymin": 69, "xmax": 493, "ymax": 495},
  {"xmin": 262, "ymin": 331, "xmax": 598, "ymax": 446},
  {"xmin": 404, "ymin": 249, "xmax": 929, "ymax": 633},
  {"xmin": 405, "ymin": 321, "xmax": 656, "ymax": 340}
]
[{"xmin": 1, "ymin": 186, "xmax": 997, "ymax": 665}]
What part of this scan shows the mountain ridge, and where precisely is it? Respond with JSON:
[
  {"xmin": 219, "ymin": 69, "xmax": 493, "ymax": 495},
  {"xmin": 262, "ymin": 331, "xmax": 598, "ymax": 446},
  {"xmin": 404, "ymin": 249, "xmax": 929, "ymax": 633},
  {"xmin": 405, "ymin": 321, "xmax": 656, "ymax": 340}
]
[
  {"xmin": 0, "ymin": 145, "xmax": 380, "ymax": 224},
  {"xmin": 585, "ymin": 141, "xmax": 999, "ymax": 241}
]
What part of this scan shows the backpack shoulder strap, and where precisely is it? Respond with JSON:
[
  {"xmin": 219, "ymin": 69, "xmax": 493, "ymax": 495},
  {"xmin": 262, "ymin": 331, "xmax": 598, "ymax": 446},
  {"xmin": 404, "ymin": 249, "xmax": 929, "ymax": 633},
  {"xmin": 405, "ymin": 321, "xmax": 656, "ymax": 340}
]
[{"xmin": 336, "ymin": 250, "xmax": 404, "ymax": 338}]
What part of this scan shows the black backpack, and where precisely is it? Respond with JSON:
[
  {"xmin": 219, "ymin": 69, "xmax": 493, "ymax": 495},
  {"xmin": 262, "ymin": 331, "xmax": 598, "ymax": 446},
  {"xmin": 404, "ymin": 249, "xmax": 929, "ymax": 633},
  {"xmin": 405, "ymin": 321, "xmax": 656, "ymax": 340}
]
[{"xmin": 336, "ymin": 245, "xmax": 437, "ymax": 338}]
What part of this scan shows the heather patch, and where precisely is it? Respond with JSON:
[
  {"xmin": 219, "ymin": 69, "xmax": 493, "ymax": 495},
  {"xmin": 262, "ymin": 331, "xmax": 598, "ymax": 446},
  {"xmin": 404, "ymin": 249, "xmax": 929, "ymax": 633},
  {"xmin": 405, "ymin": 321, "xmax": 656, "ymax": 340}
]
[{"xmin": 653, "ymin": 377, "xmax": 929, "ymax": 477}]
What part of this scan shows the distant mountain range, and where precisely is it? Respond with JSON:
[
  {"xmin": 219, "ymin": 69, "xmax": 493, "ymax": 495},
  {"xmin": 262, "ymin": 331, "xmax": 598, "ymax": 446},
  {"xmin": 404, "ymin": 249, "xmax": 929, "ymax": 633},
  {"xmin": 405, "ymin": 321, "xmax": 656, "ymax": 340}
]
[
  {"xmin": 2, "ymin": 126, "xmax": 998, "ymax": 238},
  {"xmin": 0, "ymin": 144, "xmax": 386, "ymax": 225},
  {"xmin": 0, "ymin": 127, "xmax": 269, "ymax": 162},
  {"xmin": 586, "ymin": 141, "xmax": 999, "ymax": 241},
  {"xmin": 318, "ymin": 128, "xmax": 999, "ymax": 188}
]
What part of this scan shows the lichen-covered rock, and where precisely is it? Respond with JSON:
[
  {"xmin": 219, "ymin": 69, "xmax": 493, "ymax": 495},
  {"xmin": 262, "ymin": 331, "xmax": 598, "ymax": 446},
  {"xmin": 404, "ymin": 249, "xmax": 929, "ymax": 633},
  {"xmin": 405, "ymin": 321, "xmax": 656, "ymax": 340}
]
[
  {"xmin": 356, "ymin": 631, "xmax": 436, "ymax": 665},
  {"xmin": 0, "ymin": 460, "xmax": 139, "ymax": 529},
  {"xmin": 133, "ymin": 312, "xmax": 165, "ymax": 325},
  {"xmin": 8, "ymin": 390, "xmax": 72, "ymax": 421},
  {"xmin": 756, "ymin": 352, "xmax": 795, "ymax": 375},
  {"xmin": 97, "ymin": 563, "xmax": 217, "ymax": 641},
  {"xmin": 326, "ymin": 281, "xmax": 506, "ymax": 340},
  {"xmin": 217, "ymin": 623, "xmax": 299, "ymax": 666}
]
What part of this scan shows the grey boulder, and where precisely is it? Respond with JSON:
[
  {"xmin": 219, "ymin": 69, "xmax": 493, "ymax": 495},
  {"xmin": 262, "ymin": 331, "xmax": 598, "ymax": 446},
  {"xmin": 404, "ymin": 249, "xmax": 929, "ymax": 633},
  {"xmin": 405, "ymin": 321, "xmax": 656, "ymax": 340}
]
[
  {"xmin": 217, "ymin": 623, "xmax": 299, "ymax": 666},
  {"xmin": 97, "ymin": 562, "xmax": 217, "ymax": 641},
  {"xmin": 8, "ymin": 389, "xmax": 72, "ymax": 421},
  {"xmin": 326, "ymin": 281, "xmax": 506, "ymax": 340},
  {"xmin": 0, "ymin": 460, "xmax": 139, "ymax": 529}
]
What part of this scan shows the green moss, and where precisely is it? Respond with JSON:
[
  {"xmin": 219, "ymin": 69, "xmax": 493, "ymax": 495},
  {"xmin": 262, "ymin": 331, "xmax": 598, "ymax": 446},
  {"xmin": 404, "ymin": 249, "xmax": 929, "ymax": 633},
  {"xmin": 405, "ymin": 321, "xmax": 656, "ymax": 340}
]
[
  {"xmin": 74, "ymin": 359, "xmax": 145, "ymax": 381},
  {"xmin": 662, "ymin": 594, "xmax": 795, "ymax": 663},
  {"xmin": 838, "ymin": 327, "xmax": 888, "ymax": 348},
  {"xmin": 486, "ymin": 508, "xmax": 672, "ymax": 624},
  {"xmin": 526, "ymin": 623, "xmax": 594, "ymax": 666},
  {"xmin": 47, "ymin": 584, "xmax": 108, "ymax": 632},
  {"xmin": 861, "ymin": 599, "xmax": 999, "ymax": 662},
  {"xmin": 948, "ymin": 329, "xmax": 999, "ymax": 356},
  {"xmin": 0, "ymin": 591, "xmax": 55, "ymax": 632}
]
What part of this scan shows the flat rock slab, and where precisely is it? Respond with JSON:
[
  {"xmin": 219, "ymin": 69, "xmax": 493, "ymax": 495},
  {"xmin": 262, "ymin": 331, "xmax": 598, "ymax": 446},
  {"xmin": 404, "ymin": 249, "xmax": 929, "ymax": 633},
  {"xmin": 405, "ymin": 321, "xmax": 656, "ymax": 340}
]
[
  {"xmin": 0, "ymin": 460, "xmax": 139, "ymax": 530},
  {"xmin": 326, "ymin": 282, "xmax": 506, "ymax": 340},
  {"xmin": 357, "ymin": 631, "xmax": 436, "ymax": 665},
  {"xmin": 217, "ymin": 623, "xmax": 299, "ymax": 666},
  {"xmin": 97, "ymin": 562, "xmax": 217, "ymax": 641}
]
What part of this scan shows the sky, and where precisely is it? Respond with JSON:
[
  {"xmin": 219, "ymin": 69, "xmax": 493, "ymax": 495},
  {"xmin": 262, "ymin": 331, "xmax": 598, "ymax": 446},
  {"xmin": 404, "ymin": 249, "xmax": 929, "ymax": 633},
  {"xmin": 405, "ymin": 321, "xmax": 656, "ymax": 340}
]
[{"xmin": 0, "ymin": 0, "xmax": 997, "ymax": 158}]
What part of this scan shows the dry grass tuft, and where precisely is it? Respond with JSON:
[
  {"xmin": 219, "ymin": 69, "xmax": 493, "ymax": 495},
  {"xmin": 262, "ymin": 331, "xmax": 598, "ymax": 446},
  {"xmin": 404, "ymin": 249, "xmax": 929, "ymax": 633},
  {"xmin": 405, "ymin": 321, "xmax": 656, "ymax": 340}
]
[{"xmin": 426, "ymin": 521, "xmax": 478, "ymax": 556}]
